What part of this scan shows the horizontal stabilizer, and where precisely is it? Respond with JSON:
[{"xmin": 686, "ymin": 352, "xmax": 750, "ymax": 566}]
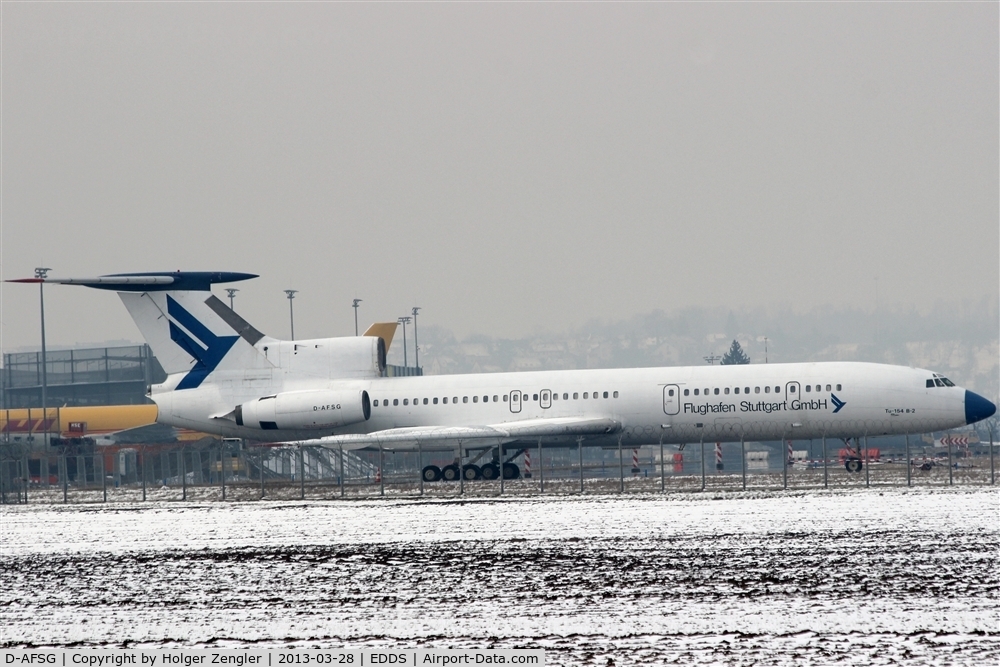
[{"xmin": 6, "ymin": 272, "xmax": 257, "ymax": 291}]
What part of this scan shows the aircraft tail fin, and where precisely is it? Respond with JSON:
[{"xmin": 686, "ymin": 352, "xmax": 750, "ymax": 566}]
[
  {"xmin": 362, "ymin": 322, "xmax": 398, "ymax": 352},
  {"xmin": 10, "ymin": 272, "xmax": 266, "ymax": 387}
]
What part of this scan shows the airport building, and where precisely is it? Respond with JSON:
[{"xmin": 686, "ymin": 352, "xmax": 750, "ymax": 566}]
[{"xmin": 1, "ymin": 344, "xmax": 164, "ymax": 409}]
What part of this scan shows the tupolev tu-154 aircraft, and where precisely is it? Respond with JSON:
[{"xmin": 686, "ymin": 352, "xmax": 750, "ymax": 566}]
[{"xmin": 11, "ymin": 271, "xmax": 995, "ymax": 480}]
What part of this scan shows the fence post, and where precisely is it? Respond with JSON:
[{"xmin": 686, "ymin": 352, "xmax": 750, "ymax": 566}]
[
  {"xmin": 339, "ymin": 445, "xmax": 345, "ymax": 498},
  {"xmin": 101, "ymin": 453, "xmax": 107, "ymax": 503},
  {"xmin": 61, "ymin": 450, "xmax": 68, "ymax": 504},
  {"xmin": 990, "ymin": 430, "xmax": 995, "ymax": 485},
  {"xmin": 259, "ymin": 448, "xmax": 266, "ymax": 500},
  {"xmin": 741, "ymin": 435, "xmax": 747, "ymax": 491},
  {"xmin": 539, "ymin": 438, "xmax": 545, "ymax": 494},
  {"xmin": 905, "ymin": 433, "xmax": 911, "ymax": 488},
  {"xmin": 141, "ymin": 447, "xmax": 147, "ymax": 502},
  {"xmin": 822, "ymin": 435, "xmax": 829, "ymax": 488},
  {"xmin": 947, "ymin": 437, "xmax": 953, "ymax": 486},
  {"xmin": 220, "ymin": 444, "xmax": 226, "ymax": 501},
  {"xmin": 700, "ymin": 437, "xmax": 706, "ymax": 491},
  {"xmin": 181, "ymin": 448, "xmax": 187, "ymax": 501},
  {"xmin": 299, "ymin": 448, "xmax": 305, "ymax": 500}
]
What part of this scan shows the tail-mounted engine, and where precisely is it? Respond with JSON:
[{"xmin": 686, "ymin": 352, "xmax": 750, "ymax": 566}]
[{"xmin": 235, "ymin": 389, "xmax": 371, "ymax": 430}]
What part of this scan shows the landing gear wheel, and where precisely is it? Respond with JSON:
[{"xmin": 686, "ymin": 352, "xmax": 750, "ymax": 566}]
[
  {"xmin": 480, "ymin": 464, "xmax": 500, "ymax": 481},
  {"xmin": 502, "ymin": 462, "xmax": 520, "ymax": 480},
  {"xmin": 441, "ymin": 464, "xmax": 460, "ymax": 482},
  {"xmin": 462, "ymin": 464, "xmax": 482, "ymax": 481},
  {"xmin": 421, "ymin": 465, "xmax": 441, "ymax": 482},
  {"xmin": 845, "ymin": 458, "xmax": 863, "ymax": 473}
]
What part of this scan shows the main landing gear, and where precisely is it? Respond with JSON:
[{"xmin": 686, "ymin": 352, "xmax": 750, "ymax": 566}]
[{"xmin": 421, "ymin": 449, "xmax": 521, "ymax": 482}]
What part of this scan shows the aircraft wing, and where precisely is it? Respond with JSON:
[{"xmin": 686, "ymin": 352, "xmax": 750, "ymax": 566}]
[{"xmin": 280, "ymin": 417, "xmax": 621, "ymax": 450}]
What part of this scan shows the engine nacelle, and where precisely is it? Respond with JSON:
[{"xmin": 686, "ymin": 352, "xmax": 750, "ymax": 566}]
[{"xmin": 235, "ymin": 389, "xmax": 371, "ymax": 430}]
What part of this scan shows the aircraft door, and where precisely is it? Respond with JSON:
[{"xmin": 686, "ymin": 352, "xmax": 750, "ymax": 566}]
[
  {"xmin": 663, "ymin": 384, "xmax": 680, "ymax": 415},
  {"xmin": 786, "ymin": 382, "xmax": 801, "ymax": 405},
  {"xmin": 510, "ymin": 390, "xmax": 522, "ymax": 414},
  {"xmin": 540, "ymin": 389, "xmax": 552, "ymax": 409}
]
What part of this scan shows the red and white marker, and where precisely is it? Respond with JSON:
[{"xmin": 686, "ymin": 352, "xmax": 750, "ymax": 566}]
[
  {"xmin": 715, "ymin": 442, "xmax": 723, "ymax": 470},
  {"xmin": 523, "ymin": 450, "xmax": 532, "ymax": 478}
]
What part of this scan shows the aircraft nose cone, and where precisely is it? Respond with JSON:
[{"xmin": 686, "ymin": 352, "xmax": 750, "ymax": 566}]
[{"xmin": 965, "ymin": 390, "xmax": 997, "ymax": 425}]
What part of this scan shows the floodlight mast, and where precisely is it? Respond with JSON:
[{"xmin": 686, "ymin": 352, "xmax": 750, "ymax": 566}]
[
  {"xmin": 397, "ymin": 316, "xmax": 411, "ymax": 367},
  {"xmin": 36, "ymin": 267, "xmax": 51, "ymax": 447},
  {"xmin": 353, "ymin": 299, "xmax": 362, "ymax": 336},
  {"xmin": 225, "ymin": 288, "xmax": 239, "ymax": 311},
  {"xmin": 412, "ymin": 306, "xmax": 421, "ymax": 370},
  {"xmin": 284, "ymin": 290, "xmax": 298, "ymax": 340}
]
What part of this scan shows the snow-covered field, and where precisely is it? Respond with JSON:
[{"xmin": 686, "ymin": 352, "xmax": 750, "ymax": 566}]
[{"xmin": 2, "ymin": 488, "xmax": 998, "ymax": 665}]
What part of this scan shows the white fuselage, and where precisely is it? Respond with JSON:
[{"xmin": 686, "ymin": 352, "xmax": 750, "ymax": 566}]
[{"xmin": 153, "ymin": 361, "xmax": 967, "ymax": 446}]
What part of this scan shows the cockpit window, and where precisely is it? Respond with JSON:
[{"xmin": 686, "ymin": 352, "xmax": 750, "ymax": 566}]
[
  {"xmin": 934, "ymin": 379, "xmax": 944, "ymax": 387},
  {"xmin": 941, "ymin": 378, "xmax": 955, "ymax": 387},
  {"xmin": 926, "ymin": 379, "xmax": 934, "ymax": 388}
]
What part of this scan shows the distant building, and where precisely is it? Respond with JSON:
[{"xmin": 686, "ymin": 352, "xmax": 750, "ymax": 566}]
[{"xmin": 1, "ymin": 345, "xmax": 165, "ymax": 409}]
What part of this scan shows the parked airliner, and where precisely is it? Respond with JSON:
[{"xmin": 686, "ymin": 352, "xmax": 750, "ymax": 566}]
[{"xmin": 12, "ymin": 272, "xmax": 994, "ymax": 479}]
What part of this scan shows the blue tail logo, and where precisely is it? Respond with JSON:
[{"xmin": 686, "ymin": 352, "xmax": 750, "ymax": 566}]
[
  {"xmin": 831, "ymin": 394, "xmax": 846, "ymax": 413},
  {"xmin": 167, "ymin": 296, "xmax": 239, "ymax": 389}
]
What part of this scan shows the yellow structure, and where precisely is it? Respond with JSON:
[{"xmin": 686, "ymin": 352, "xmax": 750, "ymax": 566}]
[{"xmin": 1, "ymin": 404, "xmax": 159, "ymax": 439}]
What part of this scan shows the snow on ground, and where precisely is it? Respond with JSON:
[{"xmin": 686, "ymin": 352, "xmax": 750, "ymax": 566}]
[{"xmin": 2, "ymin": 487, "xmax": 998, "ymax": 666}]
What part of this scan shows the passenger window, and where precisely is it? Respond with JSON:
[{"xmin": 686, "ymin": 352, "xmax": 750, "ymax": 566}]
[
  {"xmin": 403, "ymin": 399, "xmax": 409, "ymax": 406},
  {"xmin": 422, "ymin": 398, "xmax": 428, "ymax": 405},
  {"xmin": 613, "ymin": 391, "xmax": 619, "ymax": 398},
  {"xmin": 503, "ymin": 395, "xmax": 509, "ymax": 401},
  {"xmin": 433, "ymin": 398, "xmax": 438, "ymax": 404},
  {"xmin": 765, "ymin": 386, "xmax": 770, "ymax": 393},
  {"xmin": 826, "ymin": 385, "xmax": 831, "ymax": 391},
  {"xmin": 473, "ymin": 396, "xmax": 478, "ymax": 403},
  {"xmin": 668, "ymin": 389, "xmax": 674, "ymax": 397},
  {"xmin": 775, "ymin": 386, "xmax": 780, "ymax": 393},
  {"xmin": 790, "ymin": 386, "xmax": 796, "ymax": 393},
  {"xmin": 714, "ymin": 388, "xmax": 720, "ymax": 395},
  {"xmin": 836, "ymin": 385, "xmax": 841, "ymax": 391},
  {"xmin": 563, "ymin": 393, "xmax": 568, "ymax": 400},
  {"xmin": 724, "ymin": 388, "xmax": 730, "ymax": 395},
  {"xmin": 755, "ymin": 387, "xmax": 760, "ymax": 394},
  {"xmin": 533, "ymin": 394, "xmax": 538, "ymax": 401},
  {"xmin": 463, "ymin": 396, "xmax": 468, "ymax": 403},
  {"xmin": 583, "ymin": 392, "xmax": 589, "ymax": 399},
  {"xmin": 694, "ymin": 389, "xmax": 700, "ymax": 396},
  {"xmin": 552, "ymin": 393, "xmax": 558, "ymax": 401},
  {"xmin": 734, "ymin": 387, "xmax": 739, "ymax": 394},
  {"xmin": 603, "ymin": 391, "xmax": 608, "ymax": 398},
  {"xmin": 573, "ymin": 393, "xmax": 579, "ymax": 399},
  {"xmin": 442, "ymin": 397, "xmax": 447, "ymax": 404},
  {"xmin": 373, "ymin": 400, "xmax": 379, "ymax": 407},
  {"xmin": 684, "ymin": 389, "xmax": 690, "ymax": 396},
  {"xmin": 393, "ymin": 399, "xmax": 399, "ymax": 406},
  {"xmin": 453, "ymin": 397, "xmax": 458, "ymax": 403},
  {"xmin": 805, "ymin": 386, "xmax": 810, "ymax": 392},
  {"xmin": 745, "ymin": 387, "xmax": 750, "ymax": 394},
  {"xmin": 493, "ymin": 395, "xmax": 498, "ymax": 402}
]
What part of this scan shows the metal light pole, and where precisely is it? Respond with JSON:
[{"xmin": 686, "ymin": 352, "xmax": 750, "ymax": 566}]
[
  {"xmin": 225, "ymin": 288, "xmax": 239, "ymax": 311},
  {"xmin": 36, "ymin": 267, "xmax": 51, "ymax": 448},
  {"xmin": 284, "ymin": 290, "xmax": 298, "ymax": 340},
  {"xmin": 397, "ymin": 317, "xmax": 411, "ymax": 367},
  {"xmin": 411, "ymin": 307, "xmax": 421, "ymax": 370},
  {"xmin": 703, "ymin": 354, "xmax": 721, "ymax": 365},
  {"xmin": 353, "ymin": 299, "xmax": 362, "ymax": 336}
]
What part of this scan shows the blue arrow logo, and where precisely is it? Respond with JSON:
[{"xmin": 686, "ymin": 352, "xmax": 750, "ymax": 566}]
[
  {"xmin": 831, "ymin": 394, "xmax": 846, "ymax": 413},
  {"xmin": 167, "ymin": 296, "xmax": 238, "ymax": 390}
]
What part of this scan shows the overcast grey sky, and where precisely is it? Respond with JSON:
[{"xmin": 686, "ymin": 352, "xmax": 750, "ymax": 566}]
[{"xmin": 2, "ymin": 2, "xmax": 997, "ymax": 351}]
